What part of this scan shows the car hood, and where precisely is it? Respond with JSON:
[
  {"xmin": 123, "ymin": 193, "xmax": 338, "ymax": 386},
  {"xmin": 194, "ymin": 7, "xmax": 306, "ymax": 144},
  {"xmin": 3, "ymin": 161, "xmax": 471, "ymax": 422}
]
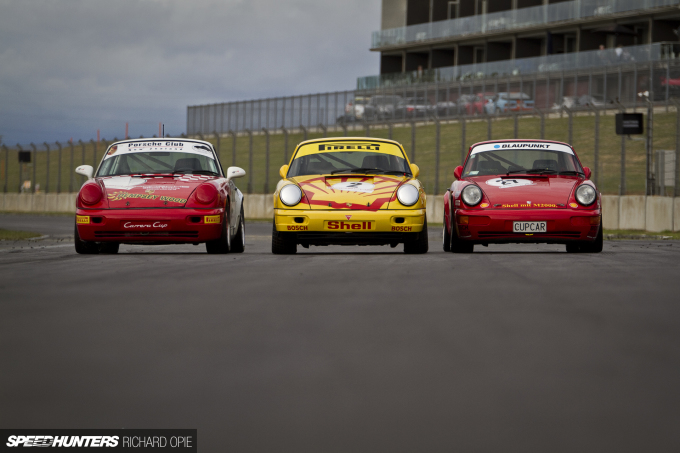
[
  {"xmin": 291, "ymin": 174, "xmax": 406, "ymax": 211},
  {"xmin": 471, "ymin": 175, "xmax": 581, "ymax": 206},
  {"xmin": 99, "ymin": 174, "xmax": 216, "ymax": 208}
]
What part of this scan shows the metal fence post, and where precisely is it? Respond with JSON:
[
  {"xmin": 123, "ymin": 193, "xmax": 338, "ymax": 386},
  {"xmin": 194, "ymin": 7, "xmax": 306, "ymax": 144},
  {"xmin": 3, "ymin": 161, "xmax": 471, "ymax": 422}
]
[
  {"xmin": 69, "ymin": 141, "xmax": 74, "ymax": 192},
  {"xmin": 365, "ymin": 123, "xmax": 370, "ymax": 137},
  {"xmin": 246, "ymin": 129, "xmax": 253, "ymax": 194},
  {"xmin": 30, "ymin": 143, "xmax": 37, "ymax": 193},
  {"xmin": 282, "ymin": 127, "xmax": 289, "ymax": 163},
  {"xmin": 410, "ymin": 121, "xmax": 416, "ymax": 162},
  {"xmin": 17, "ymin": 144, "xmax": 23, "ymax": 192},
  {"xmin": 55, "ymin": 141, "xmax": 62, "ymax": 193},
  {"xmin": 262, "ymin": 128, "xmax": 270, "ymax": 194},
  {"xmin": 540, "ymin": 110, "xmax": 545, "ymax": 139},
  {"xmin": 566, "ymin": 107, "xmax": 573, "ymax": 144},
  {"xmin": 676, "ymin": 102, "xmax": 680, "ymax": 197},
  {"xmin": 487, "ymin": 114, "xmax": 492, "ymax": 140},
  {"xmin": 388, "ymin": 123, "xmax": 393, "ymax": 140},
  {"xmin": 461, "ymin": 118, "xmax": 466, "ymax": 165},
  {"xmin": 213, "ymin": 131, "xmax": 220, "ymax": 161},
  {"xmin": 2, "ymin": 144, "xmax": 8, "ymax": 193},
  {"xmin": 319, "ymin": 123, "xmax": 327, "ymax": 138},
  {"xmin": 91, "ymin": 139, "xmax": 97, "ymax": 168},
  {"xmin": 514, "ymin": 114, "xmax": 518, "ymax": 139},
  {"xmin": 620, "ymin": 106, "xmax": 626, "ymax": 196},
  {"xmin": 43, "ymin": 142, "xmax": 50, "ymax": 194},
  {"xmin": 646, "ymin": 99, "xmax": 654, "ymax": 195},
  {"xmin": 593, "ymin": 107, "xmax": 600, "ymax": 188},
  {"xmin": 229, "ymin": 130, "xmax": 236, "ymax": 167},
  {"xmin": 434, "ymin": 119, "xmax": 440, "ymax": 195},
  {"xmin": 300, "ymin": 125, "xmax": 307, "ymax": 141}
]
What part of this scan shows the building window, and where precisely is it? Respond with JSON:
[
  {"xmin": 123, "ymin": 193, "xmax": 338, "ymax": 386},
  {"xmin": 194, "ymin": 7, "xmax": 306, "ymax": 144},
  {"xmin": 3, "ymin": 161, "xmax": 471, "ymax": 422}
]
[{"xmin": 448, "ymin": 1, "xmax": 459, "ymax": 19}]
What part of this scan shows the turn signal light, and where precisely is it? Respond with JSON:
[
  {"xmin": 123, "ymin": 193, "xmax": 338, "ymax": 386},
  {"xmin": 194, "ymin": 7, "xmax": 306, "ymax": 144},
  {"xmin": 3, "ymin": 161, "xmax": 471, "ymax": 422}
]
[{"xmin": 458, "ymin": 215, "xmax": 469, "ymax": 225}]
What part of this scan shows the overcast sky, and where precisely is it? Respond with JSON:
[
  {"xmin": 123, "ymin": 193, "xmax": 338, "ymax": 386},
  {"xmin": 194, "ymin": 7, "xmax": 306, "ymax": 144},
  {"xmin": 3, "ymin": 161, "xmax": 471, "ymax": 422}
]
[{"xmin": 0, "ymin": 0, "xmax": 381, "ymax": 145}]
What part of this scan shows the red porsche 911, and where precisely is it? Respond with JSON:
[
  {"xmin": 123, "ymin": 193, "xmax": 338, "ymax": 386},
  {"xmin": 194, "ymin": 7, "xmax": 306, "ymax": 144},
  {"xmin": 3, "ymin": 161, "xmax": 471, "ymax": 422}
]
[
  {"xmin": 74, "ymin": 138, "xmax": 246, "ymax": 254},
  {"xmin": 443, "ymin": 140, "xmax": 602, "ymax": 253}
]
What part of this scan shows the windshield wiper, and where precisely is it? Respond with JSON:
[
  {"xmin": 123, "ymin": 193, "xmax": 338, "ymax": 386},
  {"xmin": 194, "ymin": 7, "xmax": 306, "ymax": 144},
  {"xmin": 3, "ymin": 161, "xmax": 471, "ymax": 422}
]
[
  {"xmin": 172, "ymin": 170, "xmax": 218, "ymax": 175},
  {"xmin": 558, "ymin": 170, "xmax": 585, "ymax": 176},
  {"xmin": 330, "ymin": 167, "xmax": 385, "ymax": 175},
  {"xmin": 382, "ymin": 170, "xmax": 413, "ymax": 176},
  {"xmin": 506, "ymin": 168, "xmax": 557, "ymax": 175}
]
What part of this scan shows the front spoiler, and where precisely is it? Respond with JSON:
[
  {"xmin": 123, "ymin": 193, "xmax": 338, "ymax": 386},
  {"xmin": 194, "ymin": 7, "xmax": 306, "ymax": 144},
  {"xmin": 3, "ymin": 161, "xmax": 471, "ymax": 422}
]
[
  {"xmin": 454, "ymin": 208, "xmax": 601, "ymax": 244},
  {"xmin": 76, "ymin": 208, "xmax": 224, "ymax": 243},
  {"xmin": 275, "ymin": 208, "xmax": 426, "ymax": 246}
]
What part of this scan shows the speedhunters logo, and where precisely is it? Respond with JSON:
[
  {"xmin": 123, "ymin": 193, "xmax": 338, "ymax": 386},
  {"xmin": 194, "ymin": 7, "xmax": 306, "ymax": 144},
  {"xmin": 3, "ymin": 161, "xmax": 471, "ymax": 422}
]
[
  {"xmin": 6, "ymin": 436, "xmax": 118, "ymax": 447},
  {"xmin": 0, "ymin": 430, "xmax": 196, "ymax": 451}
]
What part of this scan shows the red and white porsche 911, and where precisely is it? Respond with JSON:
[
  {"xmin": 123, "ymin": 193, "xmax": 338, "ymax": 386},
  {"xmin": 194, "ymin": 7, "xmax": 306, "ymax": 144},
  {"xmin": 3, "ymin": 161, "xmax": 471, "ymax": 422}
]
[
  {"xmin": 74, "ymin": 138, "xmax": 246, "ymax": 254},
  {"xmin": 443, "ymin": 139, "xmax": 602, "ymax": 253}
]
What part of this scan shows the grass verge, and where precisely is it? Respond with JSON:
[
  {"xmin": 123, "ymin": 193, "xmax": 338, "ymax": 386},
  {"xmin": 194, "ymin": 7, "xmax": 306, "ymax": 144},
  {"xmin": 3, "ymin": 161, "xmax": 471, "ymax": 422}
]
[{"xmin": 0, "ymin": 229, "xmax": 42, "ymax": 240}]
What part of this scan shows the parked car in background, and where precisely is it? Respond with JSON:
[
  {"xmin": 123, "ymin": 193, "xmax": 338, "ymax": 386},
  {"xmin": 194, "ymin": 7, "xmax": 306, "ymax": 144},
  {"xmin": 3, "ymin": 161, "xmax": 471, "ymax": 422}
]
[
  {"xmin": 434, "ymin": 100, "xmax": 457, "ymax": 117},
  {"xmin": 485, "ymin": 92, "xmax": 534, "ymax": 114},
  {"xmin": 552, "ymin": 95, "xmax": 605, "ymax": 111},
  {"xmin": 364, "ymin": 95, "xmax": 403, "ymax": 120},
  {"xmin": 395, "ymin": 97, "xmax": 431, "ymax": 119},
  {"xmin": 458, "ymin": 93, "xmax": 494, "ymax": 115},
  {"xmin": 340, "ymin": 96, "xmax": 371, "ymax": 122}
]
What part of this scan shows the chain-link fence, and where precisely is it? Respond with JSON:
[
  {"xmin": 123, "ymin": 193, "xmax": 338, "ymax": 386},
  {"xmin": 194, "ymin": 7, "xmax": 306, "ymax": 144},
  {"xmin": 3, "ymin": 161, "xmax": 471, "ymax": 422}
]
[{"xmin": 2, "ymin": 104, "xmax": 680, "ymax": 199}]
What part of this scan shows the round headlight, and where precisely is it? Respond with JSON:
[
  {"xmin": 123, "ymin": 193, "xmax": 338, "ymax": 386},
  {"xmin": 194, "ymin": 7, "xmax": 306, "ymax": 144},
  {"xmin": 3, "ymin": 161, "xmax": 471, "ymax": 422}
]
[
  {"xmin": 462, "ymin": 184, "xmax": 483, "ymax": 206},
  {"xmin": 397, "ymin": 184, "xmax": 419, "ymax": 206},
  {"xmin": 280, "ymin": 184, "xmax": 302, "ymax": 206},
  {"xmin": 575, "ymin": 184, "xmax": 596, "ymax": 206}
]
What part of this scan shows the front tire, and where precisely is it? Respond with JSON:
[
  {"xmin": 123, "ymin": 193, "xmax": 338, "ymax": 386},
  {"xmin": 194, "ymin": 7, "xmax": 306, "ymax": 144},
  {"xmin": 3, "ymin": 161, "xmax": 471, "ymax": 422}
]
[
  {"xmin": 271, "ymin": 221, "xmax": 297, "ymax": 254},
  {"xmin": 450, "ymin": 221, "xmax": 474, "ymax": 253},
  {"xmin": 443, "ymin": 213, "xmax": 451, "ymax": 252},
  {"xmin": 206, "ymin": 211, "xmax": 230, "ymax": 254},
  {"xmin": 567, "ymin": 224, "xmax": 603, "ymax": 253},
  {"xmin": 230, "ymin": 206, "xmax": 246, "ymax": 253},
  {"xmin": 74, "ymin": 225, "xmax": 99, "ymax": 254},
  {"xmin": 99, "ymin": 243, "xmax": 120, "ymax": 254},
  {"xmin": 404, "ymin": 219, "xmax": 429, "ymax": 254}
]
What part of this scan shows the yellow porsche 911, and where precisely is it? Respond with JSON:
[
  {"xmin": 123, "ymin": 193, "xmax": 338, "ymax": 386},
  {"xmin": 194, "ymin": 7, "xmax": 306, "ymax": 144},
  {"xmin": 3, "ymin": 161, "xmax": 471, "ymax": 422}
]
[{"xmin": 272, "ymin": 137, "xmax": 428, "ymax": 254}]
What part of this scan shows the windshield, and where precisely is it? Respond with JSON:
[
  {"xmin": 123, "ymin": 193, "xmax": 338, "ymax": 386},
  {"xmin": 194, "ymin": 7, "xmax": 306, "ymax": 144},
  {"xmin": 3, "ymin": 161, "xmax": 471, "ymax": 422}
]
[
  {"xmin": 287, "ymin": 142, "xmax": 411, "ymax": 177},
  {"xmin": 98, "ymin": 151, "xmax": 220, "ymax": 177},
  {"xmin": 463, "ymin": 148, "xmax": 582, "ymax": 177}
]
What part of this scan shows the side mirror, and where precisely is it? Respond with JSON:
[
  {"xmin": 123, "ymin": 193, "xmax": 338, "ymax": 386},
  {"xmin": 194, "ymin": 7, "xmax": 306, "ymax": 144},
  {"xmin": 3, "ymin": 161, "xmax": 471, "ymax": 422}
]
[
  {"xmin": 279, "ymin": 164, "xmax": 289, "ymax": 179},
  {"xmin": 453, "ymin": 165, "xmax": 463, "ymax": 180},
  {"xmin": 583, "ymin": 167, "xmax": 592, "ymax": 180},
  {"xmin": 410, "ymin": 163, "xmax": 420, "ymax": 179},
  {"xmin": 75, "ymin": 165, "xmax": 94, "ymax": 180},
  {"xmin": 226, "ymin": 166, "xmax": 246, "ymax": 181}
]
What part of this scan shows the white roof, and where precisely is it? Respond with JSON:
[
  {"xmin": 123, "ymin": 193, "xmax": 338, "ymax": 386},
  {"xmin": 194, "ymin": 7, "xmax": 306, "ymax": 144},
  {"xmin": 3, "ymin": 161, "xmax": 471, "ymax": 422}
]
[
  {"xmin": 470, "ymin": 142, "xmax": 574, "ymax": 155},
  {"xmin": 103, "ymin": 140, "xmax": 215, "ymax": 161}
]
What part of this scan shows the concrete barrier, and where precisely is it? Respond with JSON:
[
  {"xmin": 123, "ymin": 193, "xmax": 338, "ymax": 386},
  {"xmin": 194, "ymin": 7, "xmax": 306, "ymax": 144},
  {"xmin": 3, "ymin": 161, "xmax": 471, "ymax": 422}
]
[
  {"xmin": 619, "ymin": 195, "xmax": 647, "ymax": 230},
  {"xmin": 645, "ymin": 196, "xmax": 674, "ymax": 232},
  {"xmin": 1, "ymin": 192, "xmax": 677, "ymax": 233},
  {"xmin": 601, "ymin": 195, "xmax": 619, "ymax": 230}
]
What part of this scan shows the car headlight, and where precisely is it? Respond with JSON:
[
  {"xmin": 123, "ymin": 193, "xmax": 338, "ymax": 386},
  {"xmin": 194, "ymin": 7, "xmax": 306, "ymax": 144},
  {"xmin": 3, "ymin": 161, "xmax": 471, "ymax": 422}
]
[
  {"xmin": 280, "ymin": 184, "xmax": 302, "ymax": 206},
  {"xmin": 575, "ymin": 184, "xmax": 597, "ymax": 206},
  {"xmin": 397, "ymin": 184, "xmax": 419, "ymax": 206},
  {"xmin": 461, "ymin": 185, "xmax": 483, "ymax": 206}
]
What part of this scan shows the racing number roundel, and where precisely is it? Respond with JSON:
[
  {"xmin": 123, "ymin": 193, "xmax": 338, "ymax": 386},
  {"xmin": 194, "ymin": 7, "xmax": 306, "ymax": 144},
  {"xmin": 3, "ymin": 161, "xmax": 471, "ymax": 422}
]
[
  {"xmin": 485, "ymin": 178, "xmax": 534, "ymax": 189},
  {"xmin": 331, "ymin": 182, "xmax": 375, "ymax": 193}
]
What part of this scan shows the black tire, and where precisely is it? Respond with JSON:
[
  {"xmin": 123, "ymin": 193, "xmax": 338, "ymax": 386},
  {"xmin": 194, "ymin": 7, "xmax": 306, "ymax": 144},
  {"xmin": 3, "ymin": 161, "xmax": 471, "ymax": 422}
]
[
  {"xmin": 443, "ymin": 212, "xmax": 451, "ymax": 252},
  {"xmin": 99, "ymin": 243, "xmax": 120, "ymax": 254},
  {"xmin": 450, "ymin": 222, "xmax": 474, "ymax": 253},
  {"xmin": 230, "ymin": 206, "xmax": 246, "ymax": 253},
  {"xmin": 576, "ymin": 224, "xmax": 604, "ymax": 253},
  {"xmin": 271, "ymin": 221, "xmax": 297, "ymax": 254},
  {"xmin": 404, "ymin": 219, "xmax": 429, "ymax": 254},
  {"xmin": 74, "ymin": 225, "xmax": 99, "ymax": 254},
  {"xmin": 206, "ymin": 211, "xmax": 230, "ymax": 254},
  {"xmin": 565, "ymin": 243, "xmax": 581, "ymax": 253}
]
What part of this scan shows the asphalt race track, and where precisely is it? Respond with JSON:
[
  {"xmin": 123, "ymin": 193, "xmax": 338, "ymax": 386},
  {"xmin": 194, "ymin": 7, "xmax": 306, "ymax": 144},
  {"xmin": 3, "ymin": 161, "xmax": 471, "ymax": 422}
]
[{"xmin": 1, "ymin": 214, "xmax": 679, "ymax": 452}]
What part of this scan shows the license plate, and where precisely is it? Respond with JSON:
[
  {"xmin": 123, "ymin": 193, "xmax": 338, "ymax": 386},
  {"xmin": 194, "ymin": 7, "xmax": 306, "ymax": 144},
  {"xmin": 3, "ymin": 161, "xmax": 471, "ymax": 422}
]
[
  {"xmin": 324, "ymin": 220, "xmax": 374, "ymax": 231},
  {"xmin": 513, "ymin": 221, "xmax": 547, "ymax": 233}
]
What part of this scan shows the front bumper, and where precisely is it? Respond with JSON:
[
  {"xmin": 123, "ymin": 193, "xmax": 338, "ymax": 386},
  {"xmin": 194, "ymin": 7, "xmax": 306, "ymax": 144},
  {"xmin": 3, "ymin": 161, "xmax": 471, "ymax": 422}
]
[
  {"xmin": 275, "ymin": 208, "xmax": 426, "ymax": 246},
  {"xmin": 455, "ymin": 208, "xmax": 601, "ymax": 244},
  {"xmin": 76, "ymin": 208, "xmax": 224, "ymax": 243}
]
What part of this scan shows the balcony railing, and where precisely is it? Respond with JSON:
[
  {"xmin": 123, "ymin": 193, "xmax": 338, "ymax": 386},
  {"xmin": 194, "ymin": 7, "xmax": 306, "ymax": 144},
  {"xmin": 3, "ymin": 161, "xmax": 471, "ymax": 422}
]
[
  {"xmin": 372, "ymin": 0, "xmax": 679, "ymax": 49},
  {"xmin": 358, "ymin": 42, "xmax": 680, "ymax": 90}
]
